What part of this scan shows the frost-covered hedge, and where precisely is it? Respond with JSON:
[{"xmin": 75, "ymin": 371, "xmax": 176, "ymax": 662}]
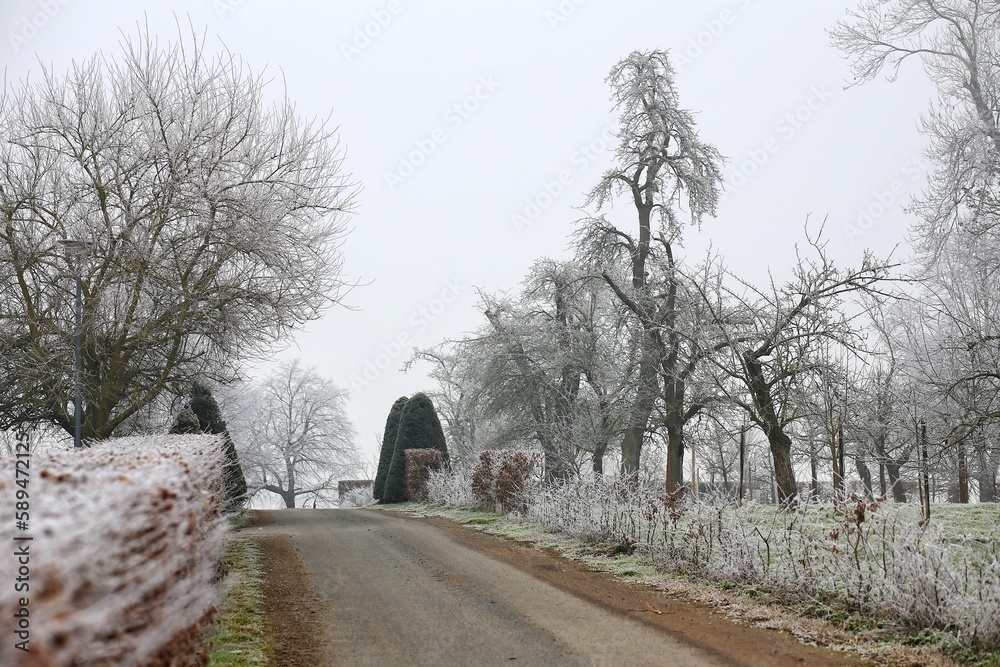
[{"xmin": 0, "ymin": 435, "xmax": 227, "ymax": 666}]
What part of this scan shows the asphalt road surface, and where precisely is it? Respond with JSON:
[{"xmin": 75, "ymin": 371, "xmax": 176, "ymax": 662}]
[{"xmin": 247, "ymin": 509, "xmax": 864, "ymax": 667}]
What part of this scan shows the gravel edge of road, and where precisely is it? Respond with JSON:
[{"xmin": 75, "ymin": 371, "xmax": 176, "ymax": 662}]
[{"xmin": 252, "ymin": 532, "xmax": 329, "ymax": 665}]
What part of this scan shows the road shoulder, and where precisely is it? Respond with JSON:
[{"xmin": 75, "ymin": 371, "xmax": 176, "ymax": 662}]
[
  {"xmin": 403, "ymin": 510, "xmax": 867, "ymax": 667},
  {"xmin": 246, "ymin": 512, "xmax": 328, "ymax": 666}
]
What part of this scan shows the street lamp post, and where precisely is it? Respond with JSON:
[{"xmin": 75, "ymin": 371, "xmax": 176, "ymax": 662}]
[{"xmin": 59, "ymin": 239, "xmax": 91, "ymax": 449}]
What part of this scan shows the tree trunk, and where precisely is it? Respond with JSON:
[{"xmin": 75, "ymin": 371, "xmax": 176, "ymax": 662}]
[
  {"xmin": 588, "ymin": 385, "xmax": 612, "ymax": 478},
  {"xmin": 665, "ymin": 424, "xmax": 684, "ymax": 493},
  {"xmin": 738, "ymin": 427, "xmax": 746, "ymax": 503},
  {"xmin": 978, "ymin": 467, "xmax": 996, "ymax": 503},
  {"xmin": 838, "ymin": 426, "xmax": 846, "ymax": 499},
  {"xmin": 766, "ymin": 428, "xmax": 798, "ymax": 505},
  {"xmin": 592, "ymin": 444, "xmax": 605, "ymax": 476},
  {"xmin": 716, "ymin": 436, "xmax": 729, "ymax": 492},
  {"xmin": 919, "ymin": 420, "xmax": 930, "ymax": 521},
  {"xmin": 957, "ymin": 439, "xmax": 969, "ymax": 504},
  {"xmin": 977, "ymin": 448, "xmax": 997, "ymax": 502},
  {"xmin": 620, "ymin": 334, "xmax": 659, "ymax": 479},
  {"xmin": 810, "ymin": 446, "xmax": 819, "ymax": 501},
  {"xmin": 742, "ymin": 351, "xmax": 797, "ymax": 505},
  {"xmin": 885, "ymin": 462, "xmax": 906, "ymax": 502},
  {"xmin": 662, "ymin": 367, "xmax": 691, "ymax": 494},
  {"xmin": 620, "ymin": 424, "xmax": 646, "ymax": 480},
  {"xmin": 539, "ymin": 432, "xmax": 573, "ymax": 484},
  {"xmin": 856, "ymin": 456, "xmax": 873, "ymax": 499},
  {"xmin": 286, "ymin": 459, "xmax": 297, "ymax": 509}
]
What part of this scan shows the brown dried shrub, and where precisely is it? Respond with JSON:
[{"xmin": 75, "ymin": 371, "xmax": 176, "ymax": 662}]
[
  {"xmin": 471, "ymin": 450, "xmax": 497, "ymax": 506},
  {"xmin": 404, "ymin": 449, "xmax": 444, "ymax": 502},
  {"xmin": 472, "ymin": 450, "xmax": 541, "ymax": 513}
]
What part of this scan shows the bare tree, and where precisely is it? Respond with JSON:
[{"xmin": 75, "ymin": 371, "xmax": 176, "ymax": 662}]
[
  {"xmin": 833, "ymin": 0, "xmax": 1000, "ymax": 502},
  {"xmin": 832, "ymin": 0, "xmax": 1000, "ymax": 258},
  {"xmin": 882, "ymin": 263, "xmax": 1000, "ymax": 501},
  {"xmin": 234, "ymin": 360, "xmax": 360, "ymax": 508},
  {"xmin": 699, "ymin": 230, "xmax": 895, "ymax": 504},
  {"xmin": 0, "ymin": 26, "xmax": 356, "ymax": 441},
  {"xmin": 578, "ymin": 49, "xmax": 724, "ymax": 487},
  {"xmin": 411, "ymin": 262, "xmax": 629, "ymax": 476},
  {"xmin": 449, "ymin": 261, "xmax": 623, "ymax": 481}
]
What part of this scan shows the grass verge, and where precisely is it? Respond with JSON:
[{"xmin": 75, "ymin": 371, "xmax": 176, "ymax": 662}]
[{"xmin": 208, "ymin": 536, "xmax": 272, "ymax": 666}]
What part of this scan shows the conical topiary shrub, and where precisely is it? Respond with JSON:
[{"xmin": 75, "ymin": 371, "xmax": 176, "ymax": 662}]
[
  {"xmin": 170, "ymin": 406, "xmax": 201, "ymax": 435},
  {"xmin": 381, "ymin": 392, "xmax": 449, "ymax": 503},
  {"xmin": 373, "ymin": 396, "xmax": 408, "ymax": 501},
  {"xmin": 184, "ymin": 382, "xmax": 248, "ymax": 513}
]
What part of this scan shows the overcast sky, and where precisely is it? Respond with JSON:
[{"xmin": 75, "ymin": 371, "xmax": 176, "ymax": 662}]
[{"xmin": 2, "ymin": 1, "xmax": 936, "ymax": 469}]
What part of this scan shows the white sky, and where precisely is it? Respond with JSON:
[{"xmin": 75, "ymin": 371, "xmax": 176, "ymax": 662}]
[{"xmin": 2, "ymin": 0, "xmax": 936, "ymax": 469}]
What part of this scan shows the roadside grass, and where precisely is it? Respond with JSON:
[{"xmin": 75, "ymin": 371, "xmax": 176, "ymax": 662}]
[
  {"xmin": 375, "ymin": 499, "xmax": 1000, "ymax": 667},
  {"xmin": 208, "ymin": 533, "xmax": 272, "ymax": 667}
]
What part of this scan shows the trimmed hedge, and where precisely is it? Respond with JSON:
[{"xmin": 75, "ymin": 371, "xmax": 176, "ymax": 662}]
[
  {"xmin": 382, "ymin": 393, "xmax": 449, "ymax": 503},
  {"xmin": 404, "ymin": 449, "xmax": 444, "ymax": 502},
  {"xmin": 373, "ymin": 396, "xmax": 408, "ymax": 500},
  {"xmin": 0, "ymin": 435, "xmax": 227, "ymax": 666}
]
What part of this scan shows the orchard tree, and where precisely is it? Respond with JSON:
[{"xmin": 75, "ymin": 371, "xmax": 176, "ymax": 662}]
[
  {"xmin": 470, "ymin": 262, "xmax": 601, "ymax": 481},
  {"xmin": 577, "ymin": 49, "xmax": 724, "ymax": 487},
  {"xmin": 373, "ymin": 396, "xmax": 408, "ymax": 501},
  {"xmin": 238, "ymin": 360, "xmax": 360, "ymax": 508},
  {"xmin": 0, "ymin": 27, "xmax": 357, "ymax": 442},
  {"xmin": 858, "ymin": 358, "xmax": 913, "ymax": 501},
  {"xmin": 700, "ymin": 231, "xmax": 895, "ymax": 504},
  {"xmin": 427, "ymin": 260, "xmax": 628, "ymax": 480}
]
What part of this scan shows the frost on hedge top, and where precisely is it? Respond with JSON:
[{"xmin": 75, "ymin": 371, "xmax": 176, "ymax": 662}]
[{"xmin": 0, "ymin": 27, "xmax": 358, "ymax": 441}]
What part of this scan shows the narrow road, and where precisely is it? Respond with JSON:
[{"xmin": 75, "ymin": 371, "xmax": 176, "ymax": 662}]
[{"xmin": 246, "ymin": 509, "xmax": 865, "ymax": 667}]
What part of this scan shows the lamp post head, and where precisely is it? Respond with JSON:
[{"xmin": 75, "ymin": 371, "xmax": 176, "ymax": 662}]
[{"xmin": 58, "ymin": 238, "xmax": 93, "ymax": 257}]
